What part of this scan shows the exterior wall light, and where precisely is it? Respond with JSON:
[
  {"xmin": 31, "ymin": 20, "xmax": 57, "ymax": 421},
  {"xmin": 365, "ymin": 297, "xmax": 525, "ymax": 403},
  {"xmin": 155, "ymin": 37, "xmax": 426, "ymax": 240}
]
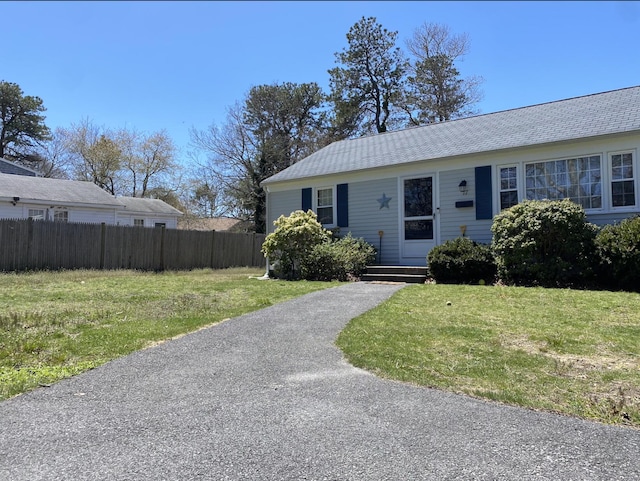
[{"xmin": 458, "ymin": 180, "xmax": 468, "ymax": 195}]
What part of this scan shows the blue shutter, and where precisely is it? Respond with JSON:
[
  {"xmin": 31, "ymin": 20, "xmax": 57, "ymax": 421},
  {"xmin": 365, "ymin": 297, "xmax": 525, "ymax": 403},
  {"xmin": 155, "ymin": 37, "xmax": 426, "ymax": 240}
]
[
  {"xmin": 475, "ymin": 166, "xmax": 493, "ymax": 220},
  {"xmin": 302, "ymin": 188, "xmax": 312, "ymax": 212},
  {"xmin": 337, "ymin": 183, "xmax": 349, "ymax": 227}
]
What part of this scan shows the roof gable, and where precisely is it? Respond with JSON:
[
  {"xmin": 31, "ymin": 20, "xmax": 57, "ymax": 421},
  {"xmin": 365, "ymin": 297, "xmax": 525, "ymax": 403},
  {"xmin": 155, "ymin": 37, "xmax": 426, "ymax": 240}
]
[
  {"xmin": 263, "ymin": 85, "xmax": 640, "ymax": 184},
  {"xmin": 0, "ymin": 158, "xmax": 40, "ymax": 177}
]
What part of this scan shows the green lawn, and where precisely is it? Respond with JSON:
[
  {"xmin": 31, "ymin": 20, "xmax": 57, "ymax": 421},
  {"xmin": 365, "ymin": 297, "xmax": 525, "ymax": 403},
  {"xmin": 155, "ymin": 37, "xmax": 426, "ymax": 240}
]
[
  {"xmin": 3, "ymin": 271, "xmax": 639, "ymax": 428},
  {"xmin": 336, "ymin": 283, "xmax": 640, "ymax": 428},
  {"xmin": 0, "ymin": 268, "xmax": 336, "ymax": 400}
]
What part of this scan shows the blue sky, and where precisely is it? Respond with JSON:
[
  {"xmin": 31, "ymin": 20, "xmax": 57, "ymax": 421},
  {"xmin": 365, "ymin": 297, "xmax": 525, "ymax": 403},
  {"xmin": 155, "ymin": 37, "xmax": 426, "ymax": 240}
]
[{"xmin": 3, "ymin": 1, "xmax": 639, "ymax": 164}]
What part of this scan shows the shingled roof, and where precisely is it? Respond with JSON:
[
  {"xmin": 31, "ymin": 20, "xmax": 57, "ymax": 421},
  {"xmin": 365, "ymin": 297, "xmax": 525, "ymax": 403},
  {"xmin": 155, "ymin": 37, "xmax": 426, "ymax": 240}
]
[
  {"xmin": 0, "ymin": 175, "xmax": 182, "ymax": 216},
  {"xmin": 263, "ymin": 86, "xmax": 640, "ymax": 185},
  {"xmin": 0, "ymin": 173, "xmax": 120, "ymax": 206},
  {"xmin": 116, "ymin": 196, "xmax": 183, "ymax": 216}
]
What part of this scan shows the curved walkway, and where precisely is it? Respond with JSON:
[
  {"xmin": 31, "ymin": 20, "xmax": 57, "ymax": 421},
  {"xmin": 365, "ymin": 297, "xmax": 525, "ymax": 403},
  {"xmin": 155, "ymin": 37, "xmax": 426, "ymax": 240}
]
[{"xmin": 1, "ymin": 282, "xmax": 639, "ymax": 480}]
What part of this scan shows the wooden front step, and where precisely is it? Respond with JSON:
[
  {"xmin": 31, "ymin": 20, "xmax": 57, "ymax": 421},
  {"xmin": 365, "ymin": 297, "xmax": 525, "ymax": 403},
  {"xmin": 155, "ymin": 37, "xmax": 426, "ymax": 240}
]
[{"xmin": 361, "ymin": 266, "xmax": 428, "ymax": 284}]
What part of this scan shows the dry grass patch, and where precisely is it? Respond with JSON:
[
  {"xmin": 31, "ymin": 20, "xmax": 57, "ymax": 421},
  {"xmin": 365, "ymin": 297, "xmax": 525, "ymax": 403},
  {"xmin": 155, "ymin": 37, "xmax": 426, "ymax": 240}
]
[{"xmin": 337, "ymin": 284, "xmax": 640, "ymax": 427}]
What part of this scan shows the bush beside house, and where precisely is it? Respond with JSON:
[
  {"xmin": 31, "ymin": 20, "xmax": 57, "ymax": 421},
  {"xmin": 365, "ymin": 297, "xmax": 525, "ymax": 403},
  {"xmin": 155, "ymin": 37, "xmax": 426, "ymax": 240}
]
[
  {"xmin": 261, "ymin": 210, "xmax": 376, "ymax": 281},
  {"xmin": 263, "ymin": 202, "xmax": 639, "ymax": 292},
  {"xmin": 595, "ymin": 215, "xmax": 640, "ymax": 291},
  {"xmin": 427, "ymin": 237, "xmax": 496, "ymax": 285},
  {"xmin": 491, "ymin": 199, "xmax": 598, "ymax": 288}
]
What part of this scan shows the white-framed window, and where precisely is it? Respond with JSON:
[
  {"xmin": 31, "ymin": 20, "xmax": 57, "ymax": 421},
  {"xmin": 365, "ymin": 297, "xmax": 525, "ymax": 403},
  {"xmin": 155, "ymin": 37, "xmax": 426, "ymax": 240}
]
[
  {"xmin": 134, "ymin": 218, "xmax": 144, "ymax": 227},
  {"xmin": 525, "ymin": 155, "xmax": 602, "ymax": 210},
  {"xmin": 53, "ymin": 209, "xmax": 69, "ymax": 222},
  {"xmin": 610, "ymin": 151, "xmax": 636, "ymax": 208},
  {"xmin": 499, "ymin": 165, "xmax": 518, "ymax": 210},
  {"xmin": 28, "ymin": 209, "xmax": 45, "ymax": 220},
  {"xmin": 316, "ymin": 187, "xmax": 334, "ymax": 225}
]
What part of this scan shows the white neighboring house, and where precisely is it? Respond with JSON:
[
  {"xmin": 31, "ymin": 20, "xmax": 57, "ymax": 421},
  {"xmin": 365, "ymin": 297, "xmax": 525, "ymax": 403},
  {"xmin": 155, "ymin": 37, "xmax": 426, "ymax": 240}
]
[
  {"xmin": 0, "ymin": 173, "xmax": 182, "ymax": 228},
  {"xmin": 116, "ymin": 196, "xmax": 183, "ymax": 228}
]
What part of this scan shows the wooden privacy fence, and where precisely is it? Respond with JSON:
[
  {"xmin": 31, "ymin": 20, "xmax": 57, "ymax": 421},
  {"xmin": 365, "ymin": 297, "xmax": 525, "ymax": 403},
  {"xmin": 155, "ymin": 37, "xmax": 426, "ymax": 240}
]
[{"xmin": 0, "ymin": 219, "xmax": 266, "ymax": 272}]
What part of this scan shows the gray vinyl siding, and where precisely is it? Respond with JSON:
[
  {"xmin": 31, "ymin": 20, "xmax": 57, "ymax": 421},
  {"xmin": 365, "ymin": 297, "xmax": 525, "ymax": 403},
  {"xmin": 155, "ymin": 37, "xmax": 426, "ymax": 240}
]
[
  {"xmin": 439, "ymin": 168, "xmax": 474, "ymax": 242},
  {"xmin": 346, "ymin": 178, "xmax": 400, "ymax": 265},
  {"xmin": 266, "ymin": 190, "xmax": 302, "ymax": 234},
  {"xmin": 438, "ymin": 169, "xmax": 494, "ymax": 245},
  {"xmin": 587, "ymin": 212, "xmax": 639, "ymax": 227}
]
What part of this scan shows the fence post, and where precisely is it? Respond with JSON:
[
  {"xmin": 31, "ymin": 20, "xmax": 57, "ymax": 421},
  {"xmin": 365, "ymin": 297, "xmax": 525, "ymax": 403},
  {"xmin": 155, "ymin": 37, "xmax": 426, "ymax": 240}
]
[
  {"xmin": 210, "ymin": 229, "xmax": 216, "ymax": 269},
  {"xmin": 100, "ymin": 223, "xmax": 106, "ymax": 270},
  {"xmin": 252, "ymin": 233, "xmax": 258, "ymax": 267},
  {"xmin": 26, "ymin": 218, "xmax": 34, "ymax": 270},
  {"xmin": 159, "ymin": 225, "xmax": 166, "ymax": 272}
]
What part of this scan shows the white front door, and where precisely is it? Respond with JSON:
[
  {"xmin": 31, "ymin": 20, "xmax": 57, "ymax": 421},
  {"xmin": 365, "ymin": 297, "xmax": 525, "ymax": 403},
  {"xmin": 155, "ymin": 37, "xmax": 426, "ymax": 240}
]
[{"xmin": 401, "ymin": 175, "xmax": 437, "ymax": 262}]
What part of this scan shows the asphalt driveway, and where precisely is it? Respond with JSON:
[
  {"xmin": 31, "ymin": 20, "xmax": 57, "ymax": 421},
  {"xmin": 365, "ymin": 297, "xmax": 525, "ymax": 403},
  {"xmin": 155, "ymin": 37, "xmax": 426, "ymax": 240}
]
[{"xmin": 1, "ymin": 282, "xmax": 639, "ymax": 480}]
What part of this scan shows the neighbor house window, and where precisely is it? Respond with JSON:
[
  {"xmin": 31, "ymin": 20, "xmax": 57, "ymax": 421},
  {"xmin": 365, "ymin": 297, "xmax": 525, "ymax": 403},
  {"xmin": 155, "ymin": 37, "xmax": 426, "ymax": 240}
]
[
  {"xmin": 134, "ymin": 218, "xmax": 144, "ymax": 226},
  {"xmin": 316, "ymin": 187, "xmax": 334, "ymax": 225},
  {"xmin": 499, "ymin": 166, "xmax": 518, "ymax": 210},
  {"xmin": 28, "ymin": 209, "xmax": 45, "ymax": 220},
  {"xmin": 525, "ymin": 155, "xmax": 602, "ymax": 209},
  {"xmin": 610, "ymin": 151, "xmax": 635, "ymax": 207},
  {"xmin": 53, "ymin": 210, "xmax": 68, "ymax": 222}
]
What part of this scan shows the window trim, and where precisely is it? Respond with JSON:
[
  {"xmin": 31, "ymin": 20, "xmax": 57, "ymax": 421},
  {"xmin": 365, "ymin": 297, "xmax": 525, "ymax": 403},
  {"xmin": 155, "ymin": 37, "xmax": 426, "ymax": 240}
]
[
  {"xmin": 315, "ymin": 186, "xmax": 336, "ymax": 227},
  {"xmin": 28, "ymin": 208, "xmax": 45, "ymax": 221},
  {"xmin": 495, "ymin": 151, "xmax": 640, "ymax": 214},
  {"xmin": 609, "ymin": 149, "xmax": 637, "ymax": 211},
  {"xmin": 524, "ymin": 154, "xmax": 603, "ymax": 211},
  {"xmin": 134, "ymin": 218, "xmax": 145, "ymax": 227},
  {"xmin": 498, "ymin": 164, "xmax": 519, "ymax": 211},
  {"xmin": 53, "ymin": 209, "xmax": 69, "ymax": 223}
]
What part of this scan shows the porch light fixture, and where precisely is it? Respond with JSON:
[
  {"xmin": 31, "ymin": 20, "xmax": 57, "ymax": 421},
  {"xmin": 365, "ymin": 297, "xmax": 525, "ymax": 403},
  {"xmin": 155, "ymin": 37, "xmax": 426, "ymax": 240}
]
[{"xmin": 458, "ymin": 180, "xmax": 468, "ymax": 195}]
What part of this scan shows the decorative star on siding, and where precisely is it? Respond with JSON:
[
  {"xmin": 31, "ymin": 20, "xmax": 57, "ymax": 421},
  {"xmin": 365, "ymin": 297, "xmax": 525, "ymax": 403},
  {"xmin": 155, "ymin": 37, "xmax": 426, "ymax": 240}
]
[{"xmin": 377, "ymin": 193, "xmax": 392, "ymax": 209}]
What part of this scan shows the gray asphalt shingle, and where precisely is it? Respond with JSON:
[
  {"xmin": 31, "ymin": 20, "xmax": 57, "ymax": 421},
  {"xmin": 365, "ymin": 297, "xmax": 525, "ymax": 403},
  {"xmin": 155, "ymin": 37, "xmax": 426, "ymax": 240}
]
[
  {"xmin": 0, "ymin": 173, "xmax": 120, "ymax": 206},
  {"xmin": 263, "ymin": 85, "xmax": 640, "ymax": 184}
]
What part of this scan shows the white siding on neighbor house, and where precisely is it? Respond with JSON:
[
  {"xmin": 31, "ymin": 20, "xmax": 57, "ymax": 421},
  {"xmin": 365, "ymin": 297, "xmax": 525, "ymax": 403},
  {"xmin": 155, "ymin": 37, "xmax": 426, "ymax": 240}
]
[
  {"xmin": 68, "ymin": 208, "xmax": 117, "ymax": 225},
  {"xmin": 348, "ymin": 178, "xmax": 400, "ymax": 265},
  {"xmin": 116, "ymin": 214, "xmax": 178, "ymax": 228},
  {"xmin": 0, "ymin": 203, "xmax": 117, "ymax": 224},
  {"xmin": 0, "ymin": 204, "xmax": 24, "ymax": 220}
]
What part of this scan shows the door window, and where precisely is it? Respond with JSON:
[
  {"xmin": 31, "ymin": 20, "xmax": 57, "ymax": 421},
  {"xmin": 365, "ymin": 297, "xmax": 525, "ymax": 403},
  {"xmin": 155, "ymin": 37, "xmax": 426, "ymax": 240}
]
[{"xmin": 404, "ymin": 177, "xmax": 433, "ymax": 240}]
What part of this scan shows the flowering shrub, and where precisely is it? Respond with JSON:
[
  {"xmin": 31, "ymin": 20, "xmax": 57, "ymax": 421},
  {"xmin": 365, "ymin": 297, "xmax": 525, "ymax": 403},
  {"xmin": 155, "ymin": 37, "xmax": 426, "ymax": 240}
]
[{"xmin": 261, "ymin": 210, "xmax": 331, "ymax": 280}]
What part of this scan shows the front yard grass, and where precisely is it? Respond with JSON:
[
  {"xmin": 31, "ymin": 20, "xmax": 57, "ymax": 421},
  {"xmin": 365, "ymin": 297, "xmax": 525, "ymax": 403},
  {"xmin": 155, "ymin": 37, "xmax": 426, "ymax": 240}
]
[
  {"xmin": 0, "ymin": 268, "xmax": 336, "ymax": 400},
  {"xmin": 336, "ymin": 283, "xmax": 640, "ymax": 428}
]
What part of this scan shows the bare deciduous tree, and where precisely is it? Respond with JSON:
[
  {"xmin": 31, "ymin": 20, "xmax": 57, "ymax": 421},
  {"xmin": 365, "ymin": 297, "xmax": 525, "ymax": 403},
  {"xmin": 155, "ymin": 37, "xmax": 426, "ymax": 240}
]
[{"xmin": 404, "ymin": 22, "xmax": 484, "ymax": 124}]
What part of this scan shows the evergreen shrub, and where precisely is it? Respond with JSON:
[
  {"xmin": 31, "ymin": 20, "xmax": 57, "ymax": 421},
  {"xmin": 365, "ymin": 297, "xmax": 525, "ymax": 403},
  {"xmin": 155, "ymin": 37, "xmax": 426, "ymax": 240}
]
[
  {"xmin": 595, "ymin": 215, "xmax": 640, "ymax": 291},
  {"xmin": 302, "ymin": 233, "xmax": 376, "ymax": 281},
  {"xmin": 262, "ymin": 211, "xmax": 375, "ymax": 281},
  {"xmin": 491, "ymin": 199, "xmax": 598, "ymax": 287},
  {"xmin": 427, "ymin": 236, "xmax": 496, "ymax": 284}
]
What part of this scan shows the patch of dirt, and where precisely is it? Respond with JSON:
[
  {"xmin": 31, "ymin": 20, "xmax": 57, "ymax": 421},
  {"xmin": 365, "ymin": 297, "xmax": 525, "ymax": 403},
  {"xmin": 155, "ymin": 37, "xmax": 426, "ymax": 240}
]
[{"xmin": 500, "ymin": 336, "xmax": 639, "ymax": 372}]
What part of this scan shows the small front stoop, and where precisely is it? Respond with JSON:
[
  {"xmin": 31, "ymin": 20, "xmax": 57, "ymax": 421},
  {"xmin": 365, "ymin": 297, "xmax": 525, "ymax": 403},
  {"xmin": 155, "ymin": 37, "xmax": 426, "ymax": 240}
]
[{"xmin": 361, "ymin": 266, "xmax": 428, "ymax": 284}]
